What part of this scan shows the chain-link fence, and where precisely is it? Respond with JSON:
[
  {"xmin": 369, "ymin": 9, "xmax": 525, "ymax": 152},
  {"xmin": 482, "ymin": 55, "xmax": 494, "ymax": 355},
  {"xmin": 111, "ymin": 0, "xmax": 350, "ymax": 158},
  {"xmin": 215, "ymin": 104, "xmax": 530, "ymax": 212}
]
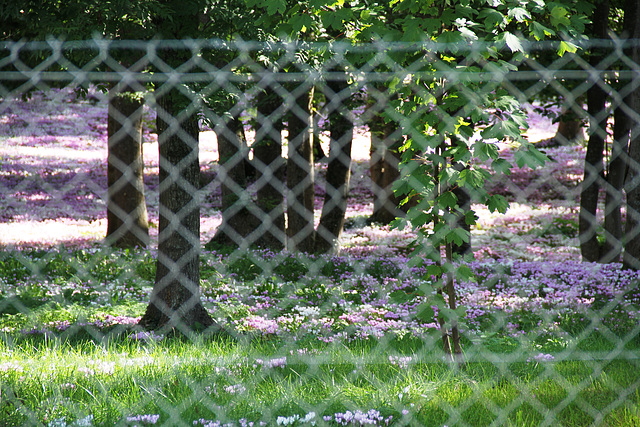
[{"xmin": 1, "ymin": 39, "xmax": 639, "ymax": 426}]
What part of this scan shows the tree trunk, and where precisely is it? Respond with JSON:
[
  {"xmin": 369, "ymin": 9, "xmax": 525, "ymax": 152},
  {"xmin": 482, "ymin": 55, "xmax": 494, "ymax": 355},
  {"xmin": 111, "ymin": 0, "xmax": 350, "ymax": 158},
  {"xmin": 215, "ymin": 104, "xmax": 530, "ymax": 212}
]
[
  {"xmin": 208, "ymin": 114, "xmax": 262, "ymax": 249},
  {"xmin": 622, "ymin": 0, "xmax": 640, "ymax": 269},
  {"xmin": 138, "ymin": 87, "xmax": 216, "ymax": 333},
  {"xmin": 253, "ymin": 88, "xmax": 286, "ymax": 249},
  {"xmin": 369, "ymin": 111, "xmax": 405, "ymax": 224},
  {"xmin": 314, "ymin": 77, "xmax": 354, "ymax": 254},
  {"xmin": 603, "ymin": 102, "xmax": 629, "ymax": 262},
  {"xmin": 286, "ymin": 86, "xmax": 315, "ymax": 252},
  {"xmin": 579, "ymin": 0, "xmax": 610, "ymax": 263},
  {"xmin": 553, "ymin": 105, "xmax": 584, "ymax": 145},
  {"xmin": 106, "ymin": 87, "xmax": 149, "ymax": 248}
]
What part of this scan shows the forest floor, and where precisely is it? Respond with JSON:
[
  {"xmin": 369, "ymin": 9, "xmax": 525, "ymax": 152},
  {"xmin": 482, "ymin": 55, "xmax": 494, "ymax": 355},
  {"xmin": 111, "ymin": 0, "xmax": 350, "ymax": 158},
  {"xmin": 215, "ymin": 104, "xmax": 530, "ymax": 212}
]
[
  {"xmin": 0, "ymin": 87, "xmax": 584, "ymax": 262},
  {"xmin": 2, "ymin": 88, "xmax": 640, "ymax": 427}
]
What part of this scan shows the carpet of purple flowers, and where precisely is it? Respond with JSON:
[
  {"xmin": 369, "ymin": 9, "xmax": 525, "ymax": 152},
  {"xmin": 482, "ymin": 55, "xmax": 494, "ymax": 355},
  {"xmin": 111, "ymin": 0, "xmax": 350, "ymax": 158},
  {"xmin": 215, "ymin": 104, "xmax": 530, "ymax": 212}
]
[
  {"xmin": 0, "ymin": 87, "xmax": 583, "ymax": 262},
  {"xmin": 1, "ymin": 248, "xmax": 638, "ymax": 357}
]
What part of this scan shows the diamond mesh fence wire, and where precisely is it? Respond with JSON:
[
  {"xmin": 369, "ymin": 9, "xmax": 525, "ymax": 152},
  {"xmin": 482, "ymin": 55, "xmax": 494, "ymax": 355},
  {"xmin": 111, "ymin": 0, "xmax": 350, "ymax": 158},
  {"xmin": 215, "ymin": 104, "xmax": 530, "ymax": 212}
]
[{"xmin": 0, "ymin": 38, "xmax": 640, "ymax": 426}]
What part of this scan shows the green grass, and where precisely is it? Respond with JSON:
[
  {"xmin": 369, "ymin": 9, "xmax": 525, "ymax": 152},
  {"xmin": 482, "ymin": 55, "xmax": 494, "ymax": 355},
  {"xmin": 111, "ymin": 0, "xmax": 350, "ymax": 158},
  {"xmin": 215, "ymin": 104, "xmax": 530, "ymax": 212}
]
[
  {"xmin": 2, "ymin": 323, "xmax": 640, "ymax": 426},
  {"xmin": 0, "ymin": 248, "xmax": 639, "ymax": 426}
]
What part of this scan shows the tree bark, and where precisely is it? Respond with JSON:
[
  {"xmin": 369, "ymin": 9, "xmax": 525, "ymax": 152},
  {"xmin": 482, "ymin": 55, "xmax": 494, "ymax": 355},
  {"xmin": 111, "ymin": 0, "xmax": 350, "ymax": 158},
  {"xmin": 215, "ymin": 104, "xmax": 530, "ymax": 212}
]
[
  {"xmin": 579, "ymin": 0, "xmax": 610, "ymax": 263},
  {"xmin": 106, "ymin": 87, "xmax": 149, "ymax": 248},
  {"xmin": 622, "ymin": 0, "xmax": 640, "ymax": 269},
  {"xmin": 555, "ymin": 118, "xmax": 584, "ymax": 144},
  {"xmin": 138, "ymin": 87, "xmax": 216, "ymax": 333},
  {"xmin": 253, "ymin": 88, "xmax": 286, "ymax": 249},
  {"xmin": 603, "ymin": 101, "xmax": 629, "ymax": 262},
  {"xmin": 286, "ymin": 86, "xmax": 315, "ymax": 252},
  {"xmin": 552, "ymin": 101, "xmax": 584, "ymax": 145},
  {"xmin": 314, "ymin": 76, "xmax": 354, "ymax": 253},
  {"xmin": 208, "ymin": 114, "xmax": 262, "ymax": 249},
  {"xmin": 369, "ymin": 110, "xmax": 405, "ymax": 224}
]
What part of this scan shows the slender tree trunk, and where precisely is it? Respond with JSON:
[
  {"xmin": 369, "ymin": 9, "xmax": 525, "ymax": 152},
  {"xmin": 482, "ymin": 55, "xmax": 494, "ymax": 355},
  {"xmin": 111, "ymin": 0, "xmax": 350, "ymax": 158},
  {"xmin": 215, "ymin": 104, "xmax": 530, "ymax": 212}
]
[
  {"xmin": 106, "ymin": 87, "xmax": 149, "ymax": 248},
  {"xmin": 555, "ymin": 119, "xmax": 583, "ymax": 143},
  {"xmin": 287, "ymin": 86, "xmax": 315, "ymax": 252},
  {"xmin": 209, "ymin": 114, "xmax": 262, "ymax": 249},
  {"xmin": 579, "ymin": 1, "xmax": 610, "ymax": 262},
  {"xmin": 622, "ymin": 0, "xmax": 640, "ymax": 269},
  {"xmin": 139, "ymin": 87, "xmax": 216, "ymax": 333},
  {"xmin": 369, "ymin": 110, "xmax": 405, "ymax": 224},
  {"xmin": 433, "ymin": 145, "xmax": 463, "ymax": 364},
  {"xmin": 603, "ymin": 103, "xmax": 629, "ymax": 262},
  {"xmin": 444, "ymin": 242, "xmax": 463, "ymax": 365},
  {"xmin": 253, "ymin": 88, "xmax": 286, "ymax": 249},
  {"xmin": 553, "ymin": 103, "xmax": 584, "ymax": 145},
  {"xmin": 315, "ymin": 77, "xmax": 354, "ymax": 253}
]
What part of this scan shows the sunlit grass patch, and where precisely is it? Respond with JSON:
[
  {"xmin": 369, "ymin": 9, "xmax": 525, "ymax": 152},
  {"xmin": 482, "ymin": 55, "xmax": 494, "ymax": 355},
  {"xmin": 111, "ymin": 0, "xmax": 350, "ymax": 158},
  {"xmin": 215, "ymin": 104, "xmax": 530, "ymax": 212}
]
[{"xmin": 0, "ymin": 248, "xmax": 639, "ymax": 425}]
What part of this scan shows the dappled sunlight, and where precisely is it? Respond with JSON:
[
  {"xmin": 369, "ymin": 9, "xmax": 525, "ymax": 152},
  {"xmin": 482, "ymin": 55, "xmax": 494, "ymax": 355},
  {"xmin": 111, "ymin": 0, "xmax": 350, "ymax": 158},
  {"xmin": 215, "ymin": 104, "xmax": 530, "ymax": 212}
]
[
  {"xmin": 0, "ymin": 218, "xmax": 106, "ymax": 248},
  {"xmin": 1, "ymin": 140, "xmax": 105, "ymax": 162},
  {"xmin": 523, "ymin": 103, "xmax": 559, "ymax": 143},
  {"xmin": 0, "ymin": 87, "xmax": 579, "ymax": 259},
  {"xmin": 473, "ymin": 202, "xmax": 580, "ymax": 262}
]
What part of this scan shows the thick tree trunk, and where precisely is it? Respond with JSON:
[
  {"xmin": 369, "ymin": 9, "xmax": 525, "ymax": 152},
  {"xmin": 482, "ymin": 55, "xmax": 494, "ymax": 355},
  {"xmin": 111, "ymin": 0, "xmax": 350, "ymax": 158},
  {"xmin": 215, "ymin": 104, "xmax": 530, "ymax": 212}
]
[
  {"xmin": 106, "ymin": 87, "xmax": 149, "ymax": 248},
  {"xmin": 253, "ymin": 88, "xmax": 286, "ymax": 249},
  {"xmin": 208, "ymin": 114, "xmax": 262, "ymax": 249},
  {"xmin": 622, "ymin": 0, "xmax": 640, "ymax": 269},
  {"xmin": 314, "ymin": 77, "xmax": 353, "ymax": 254},
  {"xmin": 286, "ymin": 86, "xmax": 315, "ymax": 252},
  {"xmin": 138, "ymin": 88, "xmax": 216, "ymax": 333},
  {"xmin": 369, "ymin": 111, "xmax": 405, "ymax": 224},
  {"xmin": 579, "ymin": 1, "xmax": 610, "ymax": 263}
]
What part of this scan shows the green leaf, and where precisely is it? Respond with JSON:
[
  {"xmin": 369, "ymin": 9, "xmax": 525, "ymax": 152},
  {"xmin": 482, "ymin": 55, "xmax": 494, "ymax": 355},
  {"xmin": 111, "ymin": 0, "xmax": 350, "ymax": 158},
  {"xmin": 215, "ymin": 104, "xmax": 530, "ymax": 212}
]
[
  {"xmin": 491, "ymin": 158, "xmax": 512, "ymax": 175},
  {"xmin": 508, "ymin": 7, "xmax": 531, "ymax": 22},
  {"xmin": 415, "ymin": 302, "xmax": 436, "ymax": 323},
  {"xmin": 514, "ymin": 145, "xmax": 549, "ymax": 169},
  {"xmin": 479, "ymin": 8, "xmax": 506, "ymax": 31},
  {"xmin": 290, "ymin": 14, "xmax": 314, "ymax": 33},
  {"xmin": 459, "ymin": 27, "xmax": 478, "ymax": 40},
  {"xmin": 421, "ymin": 18, "xmax": 441, "ymax": 35},
  {"xmin": 438, "ymin": 191, "xmax": 458, "ymax": 209},
  {"xmin": 454, "ymin": 305, "xmax": 468, "ymax": 319},
  {"xmin": 390, "ymin": 214, "xmax": 406, "ymax": 228},
  {"xmin": 458, "ymin": 168, "xmax": 490, "ymax": 189},
  {"xmin": 550, "ymin": 6, "xmax": 570, "ymax": 28},
  {"xmin": 436, "ymin": 31, "xmax": 464, "ymax": 50},
  {"xmin": 530, "ymin": 21, "xmax": 555, "ymax": 41},
  {"xmin": 400, "ymin": 16, "xmax": 425, "ymax": 42},
  {"xmin": 487, "ymin": 194, "xmax": 509, "ymax": 213},
  {"xmin": 464, "ymin": 210, "xmax": 479, "ymax": 226},
  {"xmin": 309, "ymin": 0, "xmax": 329, "ymax": 8},
  {"xmin": 446, "ymin": 228, "xmax": 469, "ymax": 247},
  {"xmin": 558, "ymin": 40, "xmax": 578, "ymax": 56},
  {"xmin": 266, "ymin": 0, "xmax": 286, "ymax": 15},
  {"xmin": 481, "ymin": 122, "xmax": 506, "ymax": 141},
  {"xmin": 425, "ymin": 264, "xmax": 443, "ymax": 278},
  {"xmin": 474, "ymin": 141, "xmax": 500, "ymax": 161},
  {"xmin": 390, "ymin": 290, "xmax": 416, "ymax": 304},
  {"xmin": 503, "ymin": 32, "xmax": 524, "ymax": 53},
  {"xmin": 456, "ymin": 264, "xmax": 475, "ymax": 282}
]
